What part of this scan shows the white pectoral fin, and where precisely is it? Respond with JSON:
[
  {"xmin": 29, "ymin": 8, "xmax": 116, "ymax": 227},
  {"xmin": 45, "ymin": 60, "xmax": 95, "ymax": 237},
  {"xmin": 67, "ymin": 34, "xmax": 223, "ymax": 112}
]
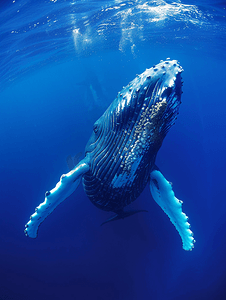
[
  {"xmin": 25, "ymin": 161, "xmax": 89, "ymax": 238},
  {"xmin": 150, "ymin": 170, "xmax": 195, "ymax": 251}
]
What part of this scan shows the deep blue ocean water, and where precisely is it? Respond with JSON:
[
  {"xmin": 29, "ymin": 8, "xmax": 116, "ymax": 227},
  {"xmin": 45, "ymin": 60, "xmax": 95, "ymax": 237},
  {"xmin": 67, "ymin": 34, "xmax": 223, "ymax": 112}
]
[{"xmin": 1, "ymin": 0, "xmax": 226, "ymax": 299}]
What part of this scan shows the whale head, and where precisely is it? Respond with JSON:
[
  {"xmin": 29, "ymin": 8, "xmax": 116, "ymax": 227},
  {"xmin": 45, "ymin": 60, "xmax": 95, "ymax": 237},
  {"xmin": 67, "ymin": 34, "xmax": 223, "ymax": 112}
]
[
  {"xmin": 83, "ymin": 59, "xmax": 183, "ymax": 211},
  {"xmin": 85, "ymin": 59, "xmax": 183, "ymax": 159}
]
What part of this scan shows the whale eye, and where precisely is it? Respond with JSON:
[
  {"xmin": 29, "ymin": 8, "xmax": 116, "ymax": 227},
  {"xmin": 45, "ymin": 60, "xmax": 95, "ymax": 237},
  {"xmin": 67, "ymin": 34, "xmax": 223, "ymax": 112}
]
[{"xmin": 93, "ymin": 124, "xmax": 99, "ymax": 134}]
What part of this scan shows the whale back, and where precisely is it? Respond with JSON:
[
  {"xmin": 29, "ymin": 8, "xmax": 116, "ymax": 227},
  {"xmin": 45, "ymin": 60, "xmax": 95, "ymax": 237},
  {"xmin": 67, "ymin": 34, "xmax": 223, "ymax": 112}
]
[{"xmin": 83, "ymin": 60, "xmax": 183, "ymax": 212}]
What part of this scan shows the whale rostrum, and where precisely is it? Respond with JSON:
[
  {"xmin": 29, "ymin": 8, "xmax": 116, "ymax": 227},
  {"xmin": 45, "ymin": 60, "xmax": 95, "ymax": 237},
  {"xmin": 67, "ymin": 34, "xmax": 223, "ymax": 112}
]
[{"xmin": 25, "ymin": 59, "xmax": 195, "ymax": 251}]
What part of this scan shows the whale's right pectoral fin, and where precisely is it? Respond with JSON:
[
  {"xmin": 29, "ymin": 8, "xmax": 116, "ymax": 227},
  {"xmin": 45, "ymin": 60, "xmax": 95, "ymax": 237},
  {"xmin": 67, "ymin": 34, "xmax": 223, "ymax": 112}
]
[
  {"xmin": 150, "ymin": 169, "xmax": 195, "ymax": 251},
  {"xmin": 24, "ymin": 160, "xmax": 89, "ymax": 238}
]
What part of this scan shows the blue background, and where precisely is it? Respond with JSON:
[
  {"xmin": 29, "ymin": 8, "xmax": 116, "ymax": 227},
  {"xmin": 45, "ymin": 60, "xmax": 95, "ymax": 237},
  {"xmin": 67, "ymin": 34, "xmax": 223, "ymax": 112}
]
[{"xmin": 1, "ymin": 1, "xmax": 226, "ymax": 299}]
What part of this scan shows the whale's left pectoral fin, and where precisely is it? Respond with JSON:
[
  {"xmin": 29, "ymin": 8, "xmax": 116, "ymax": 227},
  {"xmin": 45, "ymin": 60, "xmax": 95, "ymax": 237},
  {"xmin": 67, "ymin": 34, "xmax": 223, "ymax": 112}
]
[
  {"xmin": 150, "ymin": 169, "xmax": 195, "ymax": 251},
  {"xmin": 24, "ymin": 160, "xmax": 89, "ymax": 238}
]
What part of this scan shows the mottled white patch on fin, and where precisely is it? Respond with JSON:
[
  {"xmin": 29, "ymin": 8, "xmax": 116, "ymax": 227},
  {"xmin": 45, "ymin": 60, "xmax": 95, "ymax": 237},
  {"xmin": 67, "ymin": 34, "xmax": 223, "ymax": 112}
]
[
  {"xmin": 24, "ymin": 160, "xmax": 89, "ymax": 238},
  {"xmin": 150, "ymin": 170, "xmax": 195, "ymax": 251}
]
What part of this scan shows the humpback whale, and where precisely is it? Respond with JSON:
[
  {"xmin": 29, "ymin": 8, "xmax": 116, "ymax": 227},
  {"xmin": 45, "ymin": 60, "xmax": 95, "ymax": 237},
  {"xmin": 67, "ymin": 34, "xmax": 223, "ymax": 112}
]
[{"xmin": 25, "ymin": 59, "xmax": 195, "ymax": 251}]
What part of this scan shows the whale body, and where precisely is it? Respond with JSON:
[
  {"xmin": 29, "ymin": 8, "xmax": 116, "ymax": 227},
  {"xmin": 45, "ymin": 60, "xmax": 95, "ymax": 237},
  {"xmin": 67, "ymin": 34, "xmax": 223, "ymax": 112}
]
[{"xmin": 25, "ymin": 59, "xmax": 195, "ymax": 251}]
